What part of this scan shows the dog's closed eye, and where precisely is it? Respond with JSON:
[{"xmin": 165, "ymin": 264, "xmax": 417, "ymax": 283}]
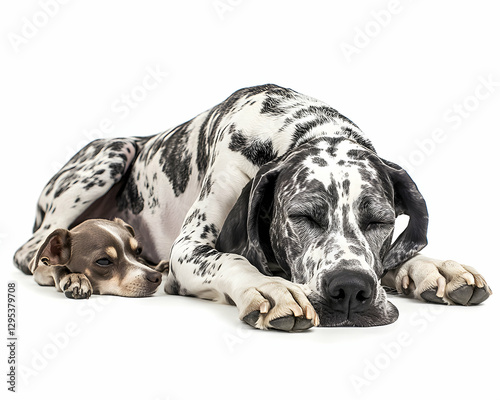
[
  {"xmin": 96, "ymin": 258, "xmax": 112, "ymax": 266},
  {"xmin": 290, "ymin": 214, "xmax": 323, "ymax": 229},
  {"xmin": 364, "ymin": 221, "xmax": 394, "ymax": 231}
]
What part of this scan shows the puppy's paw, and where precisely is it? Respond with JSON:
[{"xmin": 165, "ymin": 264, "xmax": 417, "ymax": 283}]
[
  {"xmin": 60, "ymin": 273, "xmax": 93, "ymax": 299},
  {"xmin": 239, "ymin": 278, "xmax": 319, "ymax": 331},
  {"xmin": 154, "ymin": 260, "xmax": 170, "ymax": 273}
]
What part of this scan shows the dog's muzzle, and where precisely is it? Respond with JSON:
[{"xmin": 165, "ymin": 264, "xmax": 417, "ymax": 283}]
[
  {"xmin": 323, "ymin": 269, "xmax": 375, "ymax": 316},
  {"xmin": 308, "ymin": 267, "xmax": 399, "ymax": 327}
]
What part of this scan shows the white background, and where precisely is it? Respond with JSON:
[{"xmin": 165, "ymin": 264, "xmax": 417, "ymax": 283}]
[{"xmin": 1, "ymin": 1, "xmax": 499, "ymax": 399}]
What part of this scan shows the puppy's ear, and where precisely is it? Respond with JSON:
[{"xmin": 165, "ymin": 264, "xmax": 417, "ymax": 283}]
[
  {"xmin": 113, "ymin": 218, "xmax": 135, "ymax": 237},
  {"xmin": 35, "ymin": 229, "xmax": 72, "ymax": 267},
  {"xmin": 381, "ymin": 159, "xmax": 429, "ymax": 271},
  {"xmin": 216, "ymin": 160, "xmax": 282, "ymax": 276}
]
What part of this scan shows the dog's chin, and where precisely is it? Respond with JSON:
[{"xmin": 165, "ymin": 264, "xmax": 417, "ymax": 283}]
[
  {"xmin": 120, "ymin": 284, "xmax": 161, "ymax": 297},
  {"xmin": 94, "ymin": 283, "xmax": 161, "ymax": 298},
  {"xmin": 308, "ymin": 293, "xmax": 399, "ymax": 327}
]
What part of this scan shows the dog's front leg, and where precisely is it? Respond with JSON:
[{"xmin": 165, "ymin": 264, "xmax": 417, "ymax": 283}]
[
  {"xmin": 164, "ymin": 165, "xmax": 318, "ymax": 331},
  {"xmin": 34, "ymin": 263, "xmax": 92, "ymax": 299},
  {"xmin": 168, "ymin": 240, "xmax": 318, "ymax": 331}
]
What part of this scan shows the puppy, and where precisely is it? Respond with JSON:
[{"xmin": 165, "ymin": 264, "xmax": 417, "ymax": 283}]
[{"xmin": 32, "ymin": 218, "xmax": 166, "ymax": 299}]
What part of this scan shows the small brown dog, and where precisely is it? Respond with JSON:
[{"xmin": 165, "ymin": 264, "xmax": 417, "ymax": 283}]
[{"xmin": 32, "ymin": 218, "xmax": 167, "ymax": 299}]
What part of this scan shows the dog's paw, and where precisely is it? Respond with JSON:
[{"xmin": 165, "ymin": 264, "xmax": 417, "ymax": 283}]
[
  {"xmin": 154, "ymin": 260, "xmax": 170, "ymax": 273},
  {"xmin": 390, "ymin": 255, "xmax": 492, "ymax": 305},
  {"xmin": 60, "ymin": 273, "xmax": 93, "ymax": 299},
  {"xmin": 239, "ymin": 278, "xmax": 319, "ymax": 331}
]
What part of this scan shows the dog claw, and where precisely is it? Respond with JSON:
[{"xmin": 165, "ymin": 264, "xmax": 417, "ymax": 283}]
[
  {"xmin": 402, "ymin": 275, "xmax": 410, "ymax": 289},
  {"xmin": 304, "ymin": 305, "xmax": 314, "ymax": 320},
  {"xmin": 436, "ymin": 276, "xmax": 446, "ymax": 298},
  {"xmin": 260, "ymin": 301, "xmax": 270, "ymax": 314}
]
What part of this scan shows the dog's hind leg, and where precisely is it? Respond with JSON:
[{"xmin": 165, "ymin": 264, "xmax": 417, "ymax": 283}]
[{"xmin": 13, "ymin": 137, "xmax": 143, "ymax": 275}]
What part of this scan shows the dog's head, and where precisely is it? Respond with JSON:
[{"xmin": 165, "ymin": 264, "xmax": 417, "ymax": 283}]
[
  {"xmin": 217, "ymin": 137, "xmax": 428, "ymax": 326},
  {"xmin": 35, "ymin": 218, "xmax": 162, "ymax": 297}
]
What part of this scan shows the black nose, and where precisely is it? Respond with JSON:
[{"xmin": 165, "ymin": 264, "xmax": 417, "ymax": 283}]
[
  {"xmin": 324, "ymin": 270, "xmax": 375, "ymax": 316},
  {"xmin": 146, "ymin": 270, "xmax": 162, "ymax": 284}
]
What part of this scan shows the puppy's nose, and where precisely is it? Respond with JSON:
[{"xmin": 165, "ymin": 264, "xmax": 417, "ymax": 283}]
[
  {"xmin": 323, "ymin": 270, "xmax": 375, "ymax": 315},
  {"xmin": 146, "ymin": 270, "xmax": 162, "ymax": 284}
]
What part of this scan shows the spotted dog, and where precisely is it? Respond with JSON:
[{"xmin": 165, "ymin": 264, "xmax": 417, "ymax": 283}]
[{"xmin": 14, "ymin": 84, "xmax": 491, "ymax": 331}]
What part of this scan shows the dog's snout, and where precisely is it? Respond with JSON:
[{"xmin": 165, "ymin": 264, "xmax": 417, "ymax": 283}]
[
  {"xmin": 324, "ymin": 270, "xmax": 375, "ymax": 315},
  {"xmin": 146, "ymin": 270, "xmax": 162, "ymax": 284}
]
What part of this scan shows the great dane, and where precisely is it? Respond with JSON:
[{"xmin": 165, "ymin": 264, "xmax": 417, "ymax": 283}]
[{"xmin": 14, "ymin": 84, "xmax": 491, "ymax": 331}]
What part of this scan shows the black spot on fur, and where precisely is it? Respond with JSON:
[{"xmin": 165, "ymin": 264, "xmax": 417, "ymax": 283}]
[
  {"xmin": 228, "ymin": 127, "xmax": 277, "ymax": 166},
  {"xmin": 196, "ymin": 115, "xmax": 211, "ymax": 180},
  {"xmin": 117, "ymin": 178, "xmax": 144, "ymax": 214},
  {"xmin": 312, "ymin": 157, "xmax": 328, "ymax": 167},
  {"xmin": 261, "ymin": 96, "xmax": 288, "ymax": 115},
  {"xmin": 108, "ymin": 141, "xmax": 125, "ymax": 152},
  {"xmin": 200, "ymin": 223, "xmax": 219, "ymax": 243},
  {"xmin": 342, "ymin": 179, "xmax": 350, "ymax": 196},
  {"xmin": 159, "ymin": 123, "xmax": 193, "ymax": 197},
  {"xmin": 197, "ymin": 84, "xmax": 289, "ymax": 179},
  {"xmin": 292, "ymin": 118, "xmax": 326, "ymax": 146},
  {"xmin": 347, "ymin": 149, "xmax": 371, "ymax": 161},
  {"xmin": 188, "ymin": 245, "xmax": 219, "ymax": 277},
  {"xmin": 199, "ymin": 173, "xmax": 213, "ymax": 201},
  {"xmin": 109, "ymin": 163, "xmax": 124, "ymax": 179}
]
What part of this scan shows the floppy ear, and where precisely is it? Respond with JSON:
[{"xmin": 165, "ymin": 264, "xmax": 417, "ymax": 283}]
[
  {"xmin": 35, "ymin": 229, "xmax": 72, "ymax": 267},
  {"xmin": 114, "ymin": 217, "xmax": 135, "ymax": 236},
  {"xmin": 216, "ymin": 160, "xmax": 282, "ymax": 276},
  {"xmin": 381, "ymin": 159, "xmax": 429, "ymax": 271}
]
